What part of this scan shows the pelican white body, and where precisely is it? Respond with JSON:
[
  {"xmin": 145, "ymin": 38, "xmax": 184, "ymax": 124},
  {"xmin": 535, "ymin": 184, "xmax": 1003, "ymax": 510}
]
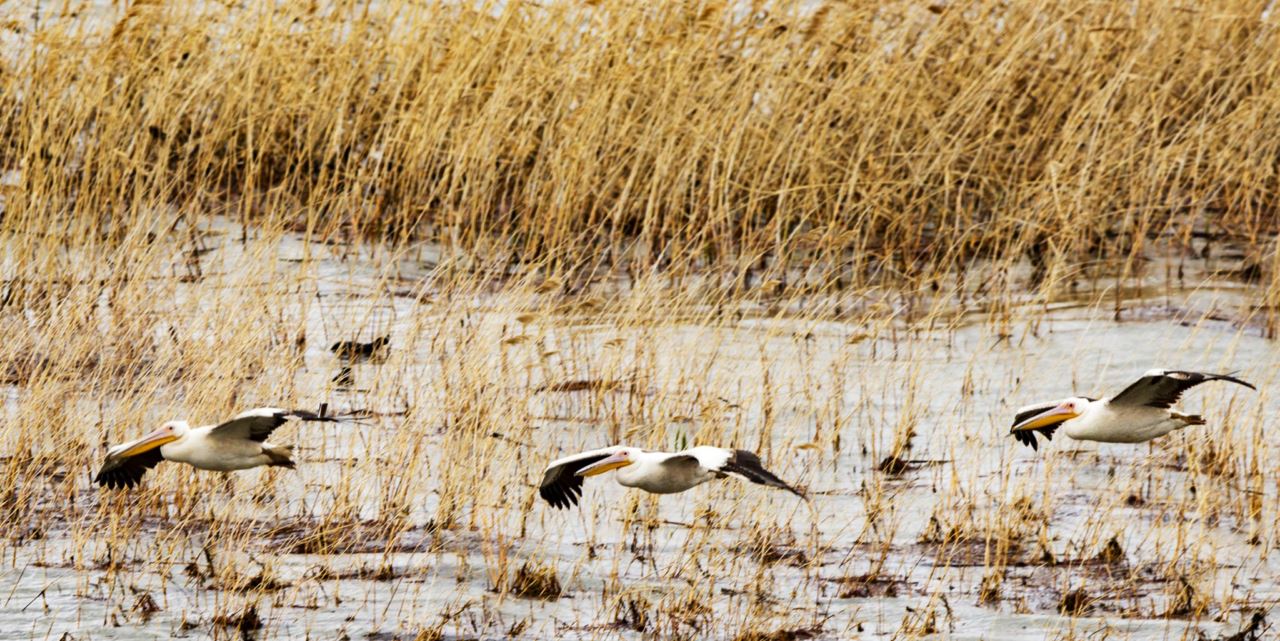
[
  {"xmin": 1061, "ymin": 401, "xmax": 1191, "ymax": 443},
  {"xmin": 613, "ymin": 447, "xmax": 730, "ymax": 493},
  {"xmin": 158, "ymin": 423, "xmax": 289, "ymax": 471}
]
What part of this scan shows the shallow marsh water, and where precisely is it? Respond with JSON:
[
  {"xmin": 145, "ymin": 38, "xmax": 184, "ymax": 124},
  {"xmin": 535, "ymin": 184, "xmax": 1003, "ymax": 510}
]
[{"xmin": 0, "ymin": 220, "xmax": 1275, "ymax": 641}]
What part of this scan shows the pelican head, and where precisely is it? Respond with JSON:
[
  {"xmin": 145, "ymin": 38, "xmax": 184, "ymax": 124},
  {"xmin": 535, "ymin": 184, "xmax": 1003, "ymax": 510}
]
[
  {"xmin": 108, "ymin": 420, "xmax": 188, "ymax": 459},
  {"xmin": 1011, "ymin": 397, "xmax": 1089, "ymax": 433},
  {"xmin": 575, "ymin": 448, "xmax": 638, "ymax": 477},
  {"xmin": 163, "ymin": 420, "xmax": 192, "ymax": 438}
]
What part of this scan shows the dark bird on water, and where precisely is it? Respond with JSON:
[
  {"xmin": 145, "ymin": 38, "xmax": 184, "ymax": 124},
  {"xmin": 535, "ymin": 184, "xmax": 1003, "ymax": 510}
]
[
  {"xmin": 332, "ymin": 365, "xmax": 355, "ymax": 388},
  {"xmin": 330, "ymin": 335, "xmax": 390, "ymax": 361}
]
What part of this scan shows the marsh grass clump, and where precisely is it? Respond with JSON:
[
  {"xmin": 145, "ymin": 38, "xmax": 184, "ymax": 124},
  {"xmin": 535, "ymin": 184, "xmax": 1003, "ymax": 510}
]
[
  {"xmin": 1164, "ymin": 575, "xmax": 1209, "ymax": 619},
  {"xmin": 732, "ymin": 626, "xmax": 822, "ymax": 641},
  {"xmin": 652, "ymin": 588, "xmax": 715, "ymax": 637},
  {"xmin": 1093, "ymin": 536, "xmax": 1126, "ymax": 566},
  {"xmin": 977, "ymin": 572, "xmax": 1002, "ymax": 606},
  {"xmin": 132, "ymin": 592, "xmax": 161, "ymax": 620},
  {"xmin": 613, "ymin": 593, "xmax": 652, "ymax": 633},
  {"xmin": 211, "ymin": 603, "xmax": 263, "ymax": 632},
  {"xmin": 1201, "ymin": 612, "xmax": 1268, "ymax": 641},
  {"xmin": 838, "ymin": 574, "xmax": 907, "ymax": 599},
  {"xmin": 746, "ymin": 528, "xmax": 809, "ymax": 567},
  {"xmin": 1059, "ymin": 588, "xmax": 1092, "ymax": 617},
  {"xmin": 509, "ymin": 561, "xmax": 561, "ymax": 601},
  {"xmin": 218, "ymin": 568, "xmax": 290, "ymax": 593},
  {"xmin": 899, "ymin": 603, "xmax": 941, "ymax": 636},
  {"xmin": 411, "ymin": 629, "xmax": 444, "ymax": 641}
]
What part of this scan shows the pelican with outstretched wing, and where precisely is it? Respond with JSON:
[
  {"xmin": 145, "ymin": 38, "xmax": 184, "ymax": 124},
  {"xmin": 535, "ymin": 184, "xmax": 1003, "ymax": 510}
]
[
  {"xmin": 1010, "ymin": 369, "xmax": 1255, "ymax": 449},
  {"xmin": 538, "ymin": 445, "xmax": 805, "ymax": 509},
  {"xmin": 94, "ymin": 407, "xmax": 336, "ymax": 489}
]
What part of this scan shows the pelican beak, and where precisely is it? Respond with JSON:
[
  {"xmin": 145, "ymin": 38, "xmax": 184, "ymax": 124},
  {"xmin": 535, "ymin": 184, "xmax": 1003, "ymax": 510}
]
[
  {"xmin": 576, "ymin": 452, "xmax": 633, "ymax": 477},
  {"xmin": 1011, "ymin": 403, "xmax": 1080, "ymax": 432},
  {"xmin": 110, "ymin": 428, "xmax": 179, "ymax": 459}
]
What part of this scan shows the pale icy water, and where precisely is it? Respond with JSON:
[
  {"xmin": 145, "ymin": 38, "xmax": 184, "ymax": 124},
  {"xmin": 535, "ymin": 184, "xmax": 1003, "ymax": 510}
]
[{"xmin": 0, "ymin": 218, "xmax": 1275, "ymax": 640}]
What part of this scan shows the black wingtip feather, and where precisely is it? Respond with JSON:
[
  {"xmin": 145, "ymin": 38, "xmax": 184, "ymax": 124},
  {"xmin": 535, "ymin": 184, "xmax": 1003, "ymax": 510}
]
[
  {"xmin": 539, "ymin": 480, "xmax": 583, "ymax": 510},
  {"xmin": 1011, "ymin": 423, "xmax": 1058, "ymax": 451},
  {"xmin": 1011, "ymin": 429, "xmax": 1039, "ymax": 451},
  {"xmin": 539, "ymin": 453, "xmax": 610, "ymax": 509},
  {"xmin": 1210, "ymin": 373, "xmax": 1256, "ymax": 391},
  {"xmin": 724, "ymin": 449, "xmax": 806, "ymax": 499},
  {"xmin": 1113, "ymin": 370, "xmax": 1257, "ymax": 409},
  {"xmin": 288, "ymin": 408, "xmax": 339, "ymax": 423},
  {"xmin": 94, "ymin": 468, "xmax": 140, "ymax": 489},
  {"xmin": 94, "ymin": 447, "xmax": 164, "ymax": 489}
]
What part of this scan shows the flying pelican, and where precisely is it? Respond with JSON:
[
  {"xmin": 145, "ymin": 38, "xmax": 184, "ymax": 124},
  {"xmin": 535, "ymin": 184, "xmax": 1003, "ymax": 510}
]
[
  {"xmin": 539, "ymin": 445, "xmax": 804, "ymax": 509},
  {"xmin": 1010, "ymin": 369, "xmax": 1255, "ymax": 449},
  {"xmin": 94, "ymin": 407, "xmax": 336, "ymax": 489}
]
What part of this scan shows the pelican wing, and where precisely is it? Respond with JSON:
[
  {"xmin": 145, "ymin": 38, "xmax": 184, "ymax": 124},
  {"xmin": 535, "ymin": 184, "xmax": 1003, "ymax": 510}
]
[
  {"xmin": 94, "ymin": 446, "xmax": 164, "ymax": 489},
  {"xmin": 539, "ymin": 446, "xmax": 626, "ymax": 509},
  {"xmin": 1009, "ymin": 401, "xmax": 1063, "ymax": 451},
  {"xmin": 1109, "ymin": 370, "xmax": 1255, "ymax": 409},
  {"xmin": 210, "ymin": 406, "xmax": 336, "ymax": 442},
  {"xmin": 684, "ymin": 446, "xmax": 805, "ymax": 498},
  {"xmin": 1011, "ymin": 425, "xmax": 1056, "ymax": 450}
]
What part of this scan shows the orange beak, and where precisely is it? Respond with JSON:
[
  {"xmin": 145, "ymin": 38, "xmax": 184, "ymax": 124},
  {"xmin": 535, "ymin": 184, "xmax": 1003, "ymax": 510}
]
[
  {"xmin": 576, "ymin": 452, "xmax": 633, "ymax": 477},
  {"xmin": 1011, "ymin": 403, "xmax": 1080, "ymax": 432}
]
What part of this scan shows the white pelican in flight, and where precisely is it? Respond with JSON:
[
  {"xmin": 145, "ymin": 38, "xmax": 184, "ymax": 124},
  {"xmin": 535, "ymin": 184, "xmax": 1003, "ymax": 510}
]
[
  {"xmin": 539, "ymin": 446, "xmax": 804, "ymax": 509},
  {"xmin": 94, "ymin": 407, "xmax": 336, "ymax": 489},
  {"xmin": 1010, "ymin": 369, "xmax": 1255, "ymax": 449}
]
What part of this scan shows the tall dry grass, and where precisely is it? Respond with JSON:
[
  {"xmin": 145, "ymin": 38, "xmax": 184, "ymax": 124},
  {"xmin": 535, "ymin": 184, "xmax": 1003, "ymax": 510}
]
[{"xmin": 5, "ymin": 0, "xmax": 1280, "ymax": 306}]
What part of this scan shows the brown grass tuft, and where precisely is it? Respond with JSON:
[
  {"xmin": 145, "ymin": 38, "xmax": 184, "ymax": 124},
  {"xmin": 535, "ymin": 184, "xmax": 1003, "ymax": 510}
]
[
  {"xmin": 510, "ymin": 561, "xmax": 561, "ymax": 601},
  {"xmin": 1059, "ymin": 588, "xmax": 1092, "ymax": 616}
]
